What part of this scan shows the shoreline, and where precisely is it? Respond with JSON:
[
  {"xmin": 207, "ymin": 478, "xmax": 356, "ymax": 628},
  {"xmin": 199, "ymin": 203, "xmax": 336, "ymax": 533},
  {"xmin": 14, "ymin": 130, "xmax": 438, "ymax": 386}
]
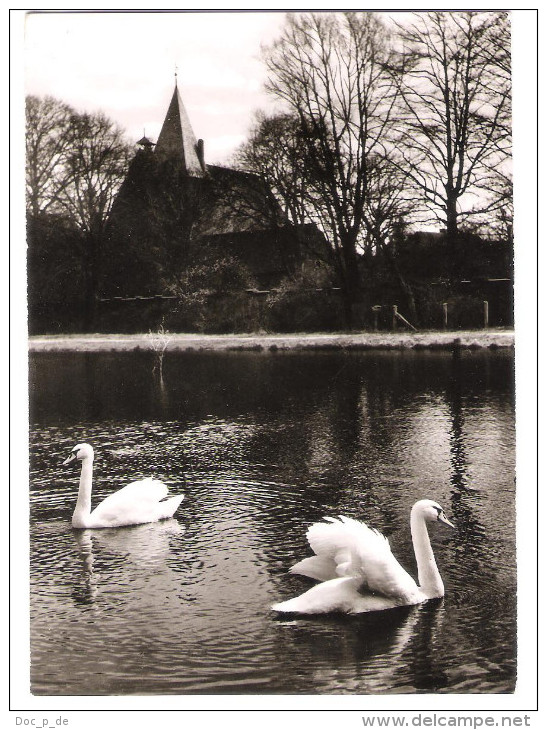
[{"xmin": 28, "ymin": 329, "xmax": 515, "ymax": 353}]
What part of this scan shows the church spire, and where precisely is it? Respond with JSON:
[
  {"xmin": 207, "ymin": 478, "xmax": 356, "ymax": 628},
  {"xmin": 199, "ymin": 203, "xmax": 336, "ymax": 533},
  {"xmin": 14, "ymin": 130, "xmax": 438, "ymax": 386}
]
[{"xmin": 154, "ymin": 82, "xmax": 206, "ymax": 177}]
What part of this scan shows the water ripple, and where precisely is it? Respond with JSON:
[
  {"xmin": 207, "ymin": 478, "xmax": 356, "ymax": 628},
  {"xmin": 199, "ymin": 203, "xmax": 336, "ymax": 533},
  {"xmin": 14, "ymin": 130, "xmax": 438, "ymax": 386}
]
[{"xmin": 29, "ymin": 350, "xmax": 516, "ymax": 695}]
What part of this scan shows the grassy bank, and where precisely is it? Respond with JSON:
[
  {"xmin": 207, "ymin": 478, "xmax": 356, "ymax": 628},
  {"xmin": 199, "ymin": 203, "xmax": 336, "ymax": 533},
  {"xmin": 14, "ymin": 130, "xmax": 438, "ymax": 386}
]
[{"xmin": 28, "ymin": 328, "xmax": 515, "ymax": 353}]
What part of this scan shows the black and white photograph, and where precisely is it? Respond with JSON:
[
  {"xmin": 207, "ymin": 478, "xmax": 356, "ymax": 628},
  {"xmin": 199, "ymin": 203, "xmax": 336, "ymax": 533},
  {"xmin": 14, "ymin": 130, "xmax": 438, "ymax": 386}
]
[{"xmin": 10, "ymin": 4, "xmax": 538, "ymax": 725}]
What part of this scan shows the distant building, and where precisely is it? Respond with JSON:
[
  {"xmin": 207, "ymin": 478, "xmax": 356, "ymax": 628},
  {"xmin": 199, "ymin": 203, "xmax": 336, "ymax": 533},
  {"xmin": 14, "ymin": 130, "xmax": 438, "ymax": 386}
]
[{"xmin": 103, "ymin": 82, "xmax": 319, "ymax": 297}]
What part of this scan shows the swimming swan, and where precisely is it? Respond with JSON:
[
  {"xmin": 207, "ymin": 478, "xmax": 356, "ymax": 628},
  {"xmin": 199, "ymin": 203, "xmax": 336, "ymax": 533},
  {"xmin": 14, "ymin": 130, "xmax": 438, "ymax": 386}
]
[
  {"xmin": 63, "ymin": 443, "xmax": 184, "ymax": 529},
  {"xmin": 272, "ymin": 499, "xmax": 454, "ymax": 615}
]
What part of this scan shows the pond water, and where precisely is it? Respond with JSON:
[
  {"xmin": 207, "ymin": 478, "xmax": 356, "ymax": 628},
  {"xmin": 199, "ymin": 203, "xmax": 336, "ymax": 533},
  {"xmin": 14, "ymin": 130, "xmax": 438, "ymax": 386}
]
[{"xmin": 28, "ymin": 348, "xmax": 516, "ymax": 695}]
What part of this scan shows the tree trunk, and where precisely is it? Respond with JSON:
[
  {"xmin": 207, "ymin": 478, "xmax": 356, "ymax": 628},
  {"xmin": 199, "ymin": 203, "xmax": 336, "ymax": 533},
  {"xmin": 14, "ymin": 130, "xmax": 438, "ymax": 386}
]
[
  {"xmin": 379, "ymin": 238, "xmax": 417, "ymax": 324},
  {"xmin": 445, "ymin": 195, "xmax": 460, "ymax": 280},
  {"xmin": 83, "ymin": 232, "xmax": 99, "ymax": 333},
  {"xmin": 340, "ymin": 233, "xmax": 361, "ymax": 329}
]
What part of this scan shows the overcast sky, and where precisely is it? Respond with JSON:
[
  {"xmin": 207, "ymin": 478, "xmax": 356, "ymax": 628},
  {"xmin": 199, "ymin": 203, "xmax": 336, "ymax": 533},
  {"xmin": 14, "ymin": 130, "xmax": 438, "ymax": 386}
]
[{"xmin": 24, "ymin": 10, "xmax": 290, "ymax": 165}]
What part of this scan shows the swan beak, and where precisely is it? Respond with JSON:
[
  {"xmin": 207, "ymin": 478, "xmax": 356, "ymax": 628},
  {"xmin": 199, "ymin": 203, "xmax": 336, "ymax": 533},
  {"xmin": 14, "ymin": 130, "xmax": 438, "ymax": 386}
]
[
  {"xmin": 438, "ymin": 513, "xmax": 455, "ymax": 529},
  {"xmin": 62, "ymin": 453, "xmax": 77, "ymax": 466}
]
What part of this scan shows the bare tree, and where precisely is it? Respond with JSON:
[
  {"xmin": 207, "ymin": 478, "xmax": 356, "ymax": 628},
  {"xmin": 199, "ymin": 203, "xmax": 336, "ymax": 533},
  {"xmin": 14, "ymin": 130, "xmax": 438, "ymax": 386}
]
[
  {"xmin": 61, "ymin": 111, "xmax": 132, "ymax": 327},
  {"xmin": 389, "ymin": 11, "xmax": 511, "ymax": 254},
  {"xmin": 477, "ymin": 12, "xmax": 513, "ymax": 239},
  {"xmin": 59, "ymin": 111, "xmax": 131, "ymax": 237},
  {"xmin": 25, "ymin": 95, "xmax": 74, "ymax": 216},
  {"xmin": 263, "ymin": 11, "xmax": 401, "ymax": 326},
  {"xmin": 27, "ymin": 98, "xmax": 133, "ymax": 327},
  {"xmin": 360, "ymin": 154, "xmax": 418, "ymax": 318},
  {"xmin": 236, "ymin": 112, "xmax": 311, "ymax": 228},
  {"xmin": 234, "ymin": 112, "xmax": 336, "ymax": 273}
]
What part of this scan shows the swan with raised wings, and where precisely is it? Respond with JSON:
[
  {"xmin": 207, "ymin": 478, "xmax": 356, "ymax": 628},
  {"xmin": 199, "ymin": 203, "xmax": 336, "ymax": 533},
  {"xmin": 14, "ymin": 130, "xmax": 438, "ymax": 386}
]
[
  {"xmin": 272, "ymin": 500, "xmax": 454, "ymax": 615},
  {"xmin": 63, "ymin": 443, "xmax": 184, "ymax": 529}
]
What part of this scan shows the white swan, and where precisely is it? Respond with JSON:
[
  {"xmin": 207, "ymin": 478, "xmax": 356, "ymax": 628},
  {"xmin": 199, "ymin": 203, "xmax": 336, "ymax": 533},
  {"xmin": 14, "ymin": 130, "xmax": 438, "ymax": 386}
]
[
  {"xmin": 271, "ymin": 499, "xmax": 454, "ymax": 615},
  {"xmin": 63, "ymin": 443, "xmax": 184, "ymax": 529}
]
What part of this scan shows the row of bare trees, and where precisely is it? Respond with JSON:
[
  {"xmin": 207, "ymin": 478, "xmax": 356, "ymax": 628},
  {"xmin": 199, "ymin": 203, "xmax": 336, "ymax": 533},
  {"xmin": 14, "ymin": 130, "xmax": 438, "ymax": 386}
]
[
  {"xmin": 26, "ymin": 95, "xmax": 131, "ymax": 225},
  {"xmin": 26, "ymin": 95, "xmax": 132, "ymax": 328},
  {"xmin": 235, "ymin": 11, "xmax": 512, "ymax": 324}
]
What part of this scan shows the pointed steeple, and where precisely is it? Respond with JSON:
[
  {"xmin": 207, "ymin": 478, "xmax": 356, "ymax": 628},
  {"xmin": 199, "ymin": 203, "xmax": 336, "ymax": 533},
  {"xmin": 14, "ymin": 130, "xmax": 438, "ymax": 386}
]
[{"xmin": 154, "ymin": 83, "xmax": 206, "ymax": 177}]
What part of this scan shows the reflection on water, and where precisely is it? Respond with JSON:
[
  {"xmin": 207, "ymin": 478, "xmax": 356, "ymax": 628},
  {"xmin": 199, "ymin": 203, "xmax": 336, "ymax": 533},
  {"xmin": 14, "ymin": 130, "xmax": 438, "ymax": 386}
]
[
  {"xmin": 71, "ymin": 520, "xmax": 186, "ymax": 606},
  {"xmin": 29, "ymin": 349, "xmax": 516, "ymax": 694}
]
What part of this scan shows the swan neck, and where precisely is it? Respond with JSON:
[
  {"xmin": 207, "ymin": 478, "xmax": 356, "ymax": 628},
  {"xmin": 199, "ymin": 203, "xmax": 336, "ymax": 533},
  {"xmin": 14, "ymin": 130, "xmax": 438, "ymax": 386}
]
[
  {"xmin": 72, "ymin": 457, "xmax": 94, "ymax": 528},
  {"xmin": 410, "ymin": 509, "xmax": 444, "ymax": 598}
]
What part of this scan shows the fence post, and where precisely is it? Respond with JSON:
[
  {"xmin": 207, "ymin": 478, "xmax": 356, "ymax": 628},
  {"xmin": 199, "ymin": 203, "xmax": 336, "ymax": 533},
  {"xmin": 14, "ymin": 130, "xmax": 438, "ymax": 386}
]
[
  {"xmin": 372, "ymin": 305, "xmax": 381, "ymax": 331},
  {"xmin": 442, "ymin": 302, "xmax": 448, "ymax": 329},
  {"xmin": 483, "ymin": 300, "xmax": 489, "ymax": 329},
  {"xmin": 392, "ymin": 304, "xmax": 398, "ymax": 331}
]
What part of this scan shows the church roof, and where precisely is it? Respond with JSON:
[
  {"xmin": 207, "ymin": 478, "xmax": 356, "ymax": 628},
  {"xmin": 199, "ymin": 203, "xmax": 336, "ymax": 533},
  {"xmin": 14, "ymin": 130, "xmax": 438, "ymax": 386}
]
[
  {"xmin": 195, "ymin": 165, "xmax": 285, "ymax": 236},
  {"xmin": 154, "ymin": 84, "xmax": 206, "ymax": 177}
]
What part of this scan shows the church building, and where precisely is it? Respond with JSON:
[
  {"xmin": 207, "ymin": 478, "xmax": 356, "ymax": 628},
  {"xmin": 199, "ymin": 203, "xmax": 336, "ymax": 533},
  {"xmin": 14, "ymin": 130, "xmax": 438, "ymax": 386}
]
[{"xmin": 102, "ymin": 82, "xmax": 313, "ymax": 301}]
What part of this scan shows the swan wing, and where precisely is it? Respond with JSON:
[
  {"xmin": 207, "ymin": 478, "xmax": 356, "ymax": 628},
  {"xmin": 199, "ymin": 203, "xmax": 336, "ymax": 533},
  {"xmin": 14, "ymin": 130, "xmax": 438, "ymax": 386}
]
[
  {"xmin": 289, "ymin": 555, "xmax": 339, "ymax": 582},
  {"xmin": 109, "ymin": 477, "xmax": 170, "ymax": 503},
  {"xmin": 90, "ymin": 478, "xmax": 181, "ymax": 527},
  {"xmin": 301, "ymin": 515, "xmax": 419, "ymax": 600}
]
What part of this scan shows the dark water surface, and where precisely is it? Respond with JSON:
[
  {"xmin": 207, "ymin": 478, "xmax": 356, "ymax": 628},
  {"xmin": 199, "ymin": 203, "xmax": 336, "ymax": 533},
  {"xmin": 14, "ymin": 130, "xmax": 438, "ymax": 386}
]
[{"xmin": 28, "ymin": 349, "xmax": 516, "ymax": 695}]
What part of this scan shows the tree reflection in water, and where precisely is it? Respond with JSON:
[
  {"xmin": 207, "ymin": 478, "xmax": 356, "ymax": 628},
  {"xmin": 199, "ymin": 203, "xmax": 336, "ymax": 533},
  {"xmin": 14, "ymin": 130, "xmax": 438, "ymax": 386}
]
[{"xmin": 29, "ymin": 349, "xmax": 516, "ymax": 694}]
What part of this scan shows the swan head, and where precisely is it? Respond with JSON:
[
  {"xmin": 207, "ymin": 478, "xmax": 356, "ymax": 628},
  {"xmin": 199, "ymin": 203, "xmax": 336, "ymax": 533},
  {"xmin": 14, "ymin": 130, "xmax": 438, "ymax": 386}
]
[
  {"xmin": 63, "ymin": 443, "xmax": 94, "ymax": 466},
  {"xmin": 412, "ymin": 499, "xmax": 454, "ymax": 528}
]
